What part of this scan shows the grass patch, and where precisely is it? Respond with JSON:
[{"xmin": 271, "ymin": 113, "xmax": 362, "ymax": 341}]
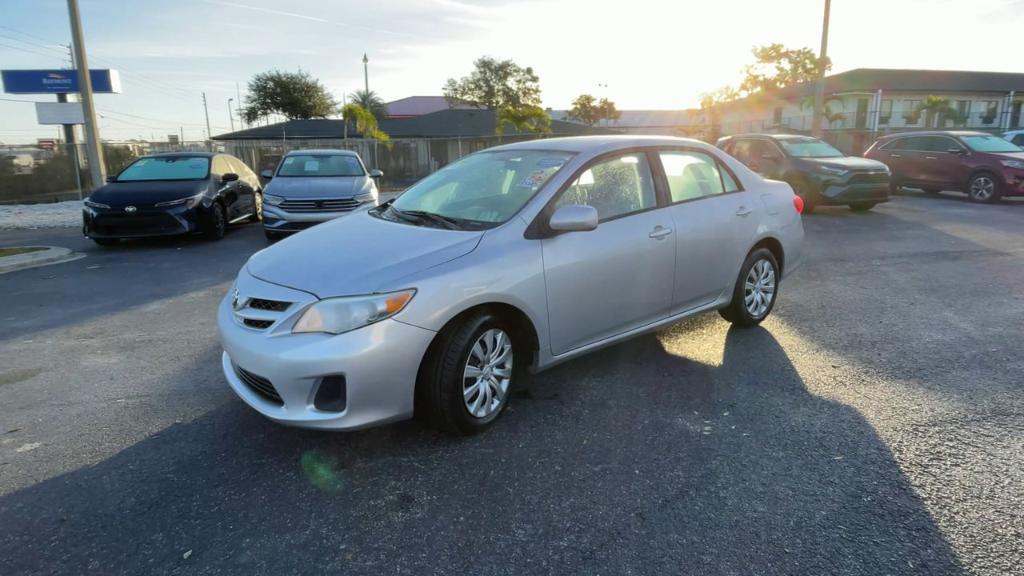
[{"xmin": 0, "ymin": 246, "xmax": 47, "ymax": 258}]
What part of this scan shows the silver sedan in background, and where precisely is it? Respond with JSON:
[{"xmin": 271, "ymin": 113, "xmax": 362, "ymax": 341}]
[
  {"xmin": 259, "ymin": 149, "xmax": 382, "ymax": 240},
  {"xmin": 219, "ymin": 136, "xmax": 805, "ymax": 434}
]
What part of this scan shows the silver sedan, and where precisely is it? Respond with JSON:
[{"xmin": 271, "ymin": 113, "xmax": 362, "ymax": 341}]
[{"xmin": 218, "ymin": 136, "xmax": 805, "ymax": 434}]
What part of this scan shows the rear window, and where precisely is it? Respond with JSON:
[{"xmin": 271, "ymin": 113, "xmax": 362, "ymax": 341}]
[
  {"xmin": 117, "ymin": 157, "xmax": 210, "ymax": 181},
  {"xmin": 277, "ymin": 154, "xmax": 364, "ymax": 177}
]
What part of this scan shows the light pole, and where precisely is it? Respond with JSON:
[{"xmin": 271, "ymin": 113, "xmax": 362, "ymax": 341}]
[
  {"xmin": 362, "ymin": 53, "xmax": 369, "ymax": 94},
  {"xmin": 66, "ymin": 0, "xmax": 106, "ymax": 189},
  {"xmin": 811, "ymin": 0, "xmax": 832, "ymax": 137},
  {"xmin": 228, "ymin": 98, "xmax": 235, "ymax": 132}
]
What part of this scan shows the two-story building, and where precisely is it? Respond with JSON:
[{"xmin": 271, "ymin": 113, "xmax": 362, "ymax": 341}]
[{"xmin": 713, "ymin": 68, "xmax": 1024, "ymax": 154}]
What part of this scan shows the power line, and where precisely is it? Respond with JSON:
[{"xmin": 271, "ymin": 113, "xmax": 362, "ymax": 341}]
[{"xmin": 0, "ymin": 41, "xmax": 65, "ymax": 60}]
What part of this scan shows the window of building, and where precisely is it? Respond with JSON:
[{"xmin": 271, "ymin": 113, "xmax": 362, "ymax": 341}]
[
  {"xmin": 982, "ymin": 101, "xmax": 999, "ymax": 124},
  {"xmin": 956, "ymin": 101, "xmax": 971, "ymax": 125},
  {"xmin": 902, "ymin": 100, "xmax": 921, "ymax": 125},
  {"xmin": 879, "ymin": 99, "xmax": 892, "ymax": 125}
]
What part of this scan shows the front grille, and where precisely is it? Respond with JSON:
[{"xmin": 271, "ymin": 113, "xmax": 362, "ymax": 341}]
[
  {"xmin": 243, "ymin": 319, "xmax": 274, "ymax": 329},
  {"xmin": 248, "ymin": 298, "xmax": 290, "ymax": 312},
  {"xmin": 279, "ymin": 198, "xmax": 360, "ymax": 213},
  {"xmin": 235, "ymin": 365, "xmax": 283, "ymax": 405},
  {"xmin": 93, "ymin": 213, "xmax": 182, "ymax": 235},
  {"xmin": 848, "ymin": 171, "xmax": 889, "ymax": 186}
]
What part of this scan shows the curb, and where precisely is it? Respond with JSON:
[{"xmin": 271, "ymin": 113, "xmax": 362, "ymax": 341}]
[{"xmin": 0, "ymin": 246, "xmax": 85, "ymax": 275}]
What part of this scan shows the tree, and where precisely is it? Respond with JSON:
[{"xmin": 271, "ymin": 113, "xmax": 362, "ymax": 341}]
[
  {"xmin": 348, "ymin": 89, "xmax": 388, "ymax": 120},
  {"xmin": 916, "ymin": 95, "xmax": 963, "ymax": 128},
  {"xmin": 800, "ymin": 95, "xmax": 845, "ymax": 128},
  {"xmin": 443, "ymin": 56, "xmax": 542, "ymax": 110},
  {"xmin": 243, "ymin": 70, "xmax": 338, "ymax": 124},
  {"xmin": 567, "ymin": 94, "xmax": 620, "ymax": 126},
  {"xmin": 739, "ymin": 44, "xmax": 830, "ymax": 98},
  {"xmin": 341, "ymin": 103, "xmax": 389, "ymax": 141},
  {"xmin": 496, "ymin": 105, "xmax": 551, "ymax": 137}
]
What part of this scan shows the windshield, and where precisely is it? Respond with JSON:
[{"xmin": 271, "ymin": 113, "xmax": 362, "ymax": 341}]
[
  {"xmin": 277, "ymin": 154, "xmax": 365, "ymax": 177},
  {"xmin": 778, "ymin": 138, "xmax": 844, "ymax": 158},
  {"xmin": 961, "ymin": 135, "xmax": 1023, "ymax": 153},
  {"xmin": 117, "ymin": 157, "xmax": 210, "ymax": 181},
  {"xmin": 389, "ymin": 150, "xmax": 573, "ymax": 225}
]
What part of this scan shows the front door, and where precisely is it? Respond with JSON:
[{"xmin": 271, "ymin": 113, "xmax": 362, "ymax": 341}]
[{"xmin": 541, "ymin": 152, "xmax": 676, "ymax": 356}]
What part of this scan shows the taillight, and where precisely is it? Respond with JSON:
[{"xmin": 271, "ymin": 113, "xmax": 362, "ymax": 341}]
[{"xmin": 793, "ymin": 195, "xmax": 805, "ymax": 214}]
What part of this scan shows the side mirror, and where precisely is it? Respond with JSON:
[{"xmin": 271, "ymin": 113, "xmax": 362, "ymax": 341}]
[
  {"xmin": 369, "ymin": 169, "xmax": 383, "ymax": 179},
  {"xmin": 221, "ymin": 172, "xmax": 239, "ymax": 183},
  {"xmin": 549, "ymin": 204, "xmax": 598, "ymax": 233},
  {"xmin": 260, "ymin": 169, "xmax": 273, "ymax": 180},
  {"xmin": 105, "ymin": 175, "xmax": 117, "ymax": 183}
]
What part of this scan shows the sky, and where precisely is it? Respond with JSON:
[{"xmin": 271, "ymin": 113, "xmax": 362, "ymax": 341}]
[{"xmin": 1, "ymin": 0, "xmax": 1022, "ymax": 144}]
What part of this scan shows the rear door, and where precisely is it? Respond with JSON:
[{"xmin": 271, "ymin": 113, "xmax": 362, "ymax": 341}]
[
  {"xmin": 541, "ymin": 151, "xmax": 676, "ymax": 355},
  {"xmin": 877, "ymin": 136, "xmax": 924, "ymax": 184},
  {"xmin": 919, "ymin": 135, "xmax": 968, "ymax": 189},
  {"xmin": 654, "ymin": 148, "xmax": 756, "ymax": 313}
]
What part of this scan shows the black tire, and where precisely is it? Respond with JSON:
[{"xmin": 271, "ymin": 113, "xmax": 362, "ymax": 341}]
[
  {"xmin": 416, "ymin": 310, "xmax": 523, "ymax": 435},
  {"xmin": 264, "ymin": 229, "xmax": 281, "ymax": 242},
  {"xmin": 889, "ymin": 179, "xmax": 902, "ymax": 194},
  {"xmin": 967, "ymin": 172, "xmax": 1001, "ymax": 204},
  {"xmin": 788, "ymin": 179, "xmax": 817, "ymax": 214},
  {"xmin": 206, "ymin": 202, "xmax": 227, "ymax": 239},
  {"xmin": 849, "ymin": 202, "xmax": 876, "ymax": 212},
  {"xmin": 248, "ymin": 192, "xmax": 262, "ymax": 222},
  {"xmin": 91, "ymin": 237, "xmax": 119, "ymax": 246},
  {"xmin": 719, "ymin": 248, "xmax": 780, "ymax": 328},
  {"xmin": 922, "ymin": 187, "xmax": 941, "ymax": 195}
]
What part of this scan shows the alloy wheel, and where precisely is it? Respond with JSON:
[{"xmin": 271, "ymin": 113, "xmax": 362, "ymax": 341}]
[
  {"xmin": 970, "ymin": 176, "xmax": 995, "ymax": 201},
  {"xmin": 744, "ymin": 259, "xmax": 776, "ymax": 318},
  {"xmin": 462, "ymin": 328, "xmax": 513, "ymax": 419}
]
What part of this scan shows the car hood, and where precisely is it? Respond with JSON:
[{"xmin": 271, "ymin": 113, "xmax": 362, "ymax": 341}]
[
  {"xmin": 88, "ymin": 180, "xmax": 208, "ymax": 208},
  {"xmin": 246, "ymin": 211, "xmax": 484, "ymax": 298},
  {"xmin": 798, "ymin": 156, "xmax": 889, "ymax": 171},
  {"xmin": 265, "ymin": 176, "xmax": 367, "ymax": 198},
  {"xmin": 992, "ymin": 152, "xmax": 1024, "ymax": 161}
]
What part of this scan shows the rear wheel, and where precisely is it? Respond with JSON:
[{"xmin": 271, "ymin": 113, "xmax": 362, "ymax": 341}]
[
  {"xmin": 719, "ymin": 248, "xmax": 780, "ymax": 328},
  {"xmin": 417, "ymin": 311, "xmax": 521, "ymax": 435},
  {"xmin": 849, "ymin": 202, "xmax": 876, "ymax": 212},
  {"xmin": 889, "ymin": 179, "xmax": 902, "ymax": 194},
  {"xmin": 92, "ymin": 237, "xmax": 119, "ymax": 246},
  {"xmin": 788, "ymin": 179, "xmax": 817, "ymax": 214},
  {"xmin": 206, "ymin": 202, "xmax": 227, "ymax": 239},
  {"xmin": 967, "ymin": 173, "xmax": 1001, "ymax": 203}
]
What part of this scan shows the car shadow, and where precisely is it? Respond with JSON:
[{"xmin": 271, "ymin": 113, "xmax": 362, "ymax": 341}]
[{"xmin": 0, "ymin": 319, "xmax": 964, "ymax": 575}]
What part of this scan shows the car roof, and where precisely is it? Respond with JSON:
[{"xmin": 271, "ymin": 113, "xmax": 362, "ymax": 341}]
[
  {"xmin": 878, "ymin": 130, "xmax": 992, "ymax": 140},
  {"xmin": 283, "ymin": 149, "xmax": 359, "ymax": 157},
  {"xmin": 720, "ymin": 133, "xmax": 819, "ymax": 141},
  {"xmin": 141, "ymin": 151, "xmax": 216, "ymax": 159},
  {"xmin": 486, "ymin": 135, "xmax": 716, "ymax": 155}
]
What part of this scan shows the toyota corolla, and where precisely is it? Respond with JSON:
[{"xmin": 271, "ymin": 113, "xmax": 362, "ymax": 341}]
[{"xmin": 218, "ymin": 136, "xmax": 804, "ymax": 434}]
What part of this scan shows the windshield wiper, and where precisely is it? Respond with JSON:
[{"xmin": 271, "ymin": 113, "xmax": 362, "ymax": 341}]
[{"xmin": 398, "ymin": 209, "xmax": 466, "ymax": 230}]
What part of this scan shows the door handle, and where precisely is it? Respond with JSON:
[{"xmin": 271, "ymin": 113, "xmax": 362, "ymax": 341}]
[
  {"xmin": 889, "ymin": 154, "xmax": 902, "ymax": 158},
  {"xmin": 735, "ymin": 206, "xmax": 753, "ymax": 217},
  {"xmin": 925, "ymin": 156, "xmax": 937, "ymax": 160},
  {"xmin": 648, "ymin": 226, "xmax": 673, "ymax": 239}
]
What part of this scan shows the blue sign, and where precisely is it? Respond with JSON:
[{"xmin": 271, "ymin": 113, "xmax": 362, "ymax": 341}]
[{"xmin": 1, "ymin": 69, "xmax": 121, "ymax": 94}]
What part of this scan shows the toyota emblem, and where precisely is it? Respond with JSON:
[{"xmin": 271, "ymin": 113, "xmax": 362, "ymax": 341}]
[
  {"xmin": 231, "ymin": 289, "xmax": 247, "ymax": 311},
  {"xmin": 124, "ymin": 205, "xmax": 137, "ymax": 213}
]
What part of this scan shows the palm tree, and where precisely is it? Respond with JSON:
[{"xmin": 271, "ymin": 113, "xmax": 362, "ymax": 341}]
[
  {"xmin": 347, "ymin": 90, "xmax": 388, "ymax": 120},
  {"xmin": 915, "ymin": 96, "xmax": 963, "ymax": 129},
  {"xmin": 341, "ymin": 103, "xmax": 388, "ymax": 141},
  {"xmin": 800, "ymin": 95, "xmax": 845, "ymax": 129}
]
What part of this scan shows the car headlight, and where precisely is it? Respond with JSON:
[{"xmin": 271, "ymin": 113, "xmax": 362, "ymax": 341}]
[
  {"xmin": 83, "ymin": 199, "xmax": 109, "ymax": 209},
  {"xmin": 263, "ymin": 194, "xmax": 285, "ymax": 206},
  {"xmin": 292, "ymin": 289, "xmax": 416, "ymax": 334},
  {"xmin": 155, "ymin": 194, "xmax": 203, "ymax": 208},
  {"xmin": 817, "ymin": 165, "xmax": 848, "ymax": 176},
  {"xmin": 354, "ymin": 190, "xmax": 377, "ymax": 202},
  {"xmin": 1000, "ymin": 159, "xmax": 1024, "ymax": 169}
]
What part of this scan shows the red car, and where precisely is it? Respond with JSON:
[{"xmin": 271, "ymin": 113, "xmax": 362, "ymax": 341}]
[{"xmin": 864, "ymin": 131, "xmax": 1024, "ymax": 203}]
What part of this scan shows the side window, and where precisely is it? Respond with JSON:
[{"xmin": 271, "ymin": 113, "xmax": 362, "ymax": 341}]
[
  {"xmin": 929, "ymin": 137, "xmax": 963, "ymax": 152},
  {"xmin": 731, "ymin": 139, "xmax": 753, "ymax": 164},
  {"xmin": 720, "ymin": 165, "xmax": 740, "ymax": 192},
  {"xmin": 659, "ymin": 151, "xmax": 726, "ymax": 202},
  {"xmin": 880, "ymin": 139, "xmax": 905, "ymax": 151},
  {"xmin": 1013, "ymin": 134, "xmax": 1024, "ymax": 146},
  {"xmin": 556, "ymin": 153, "xmax": 656, "ymax": 221}
]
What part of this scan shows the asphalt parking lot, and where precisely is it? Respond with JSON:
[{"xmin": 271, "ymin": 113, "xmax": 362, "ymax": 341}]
[{"xmin": 1, "ymin": 192, "xmax": 1022, "ymax": 576}]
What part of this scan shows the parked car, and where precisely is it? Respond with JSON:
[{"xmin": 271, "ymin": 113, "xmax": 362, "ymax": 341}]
[
  {"xmin": 1003, "ymin": 129, "xmax": 1024, "ymax": 147},
  {"xmin": 717, "ymin": 133, "xmax": 890, "ymax": 212},
  {"xmin": 218, "ymin": 136, "xmax": 805, "ymax": 434},
  {"xmin": 865, "ymin": 131, "xmax": 1024, "ymax": 203},
  {"xmin": 259, "ymin": 149, "xmax": 381, "ymax": 240},
  {"xmin": 83, "ymin": 152, "xmax": 261, "ymax": 245}
]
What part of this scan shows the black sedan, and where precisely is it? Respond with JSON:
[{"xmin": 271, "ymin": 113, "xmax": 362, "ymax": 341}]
[
  {"xmin": 83, "ymin": 152, "xmax": 262, "ymax": 245},
  {"xmin": 717, "ymin": 134, "xmax": 891, "ymax": 212}
]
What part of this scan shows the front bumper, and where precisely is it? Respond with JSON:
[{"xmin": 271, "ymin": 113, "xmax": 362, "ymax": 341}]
[
  {"xmin": 998, "ymin": 168, "xmax": 1024, "ymax": 196},
  {"xmin": 217, "ymin": 271, "xmax": 436, "ymax": 430},
  {"xmin": 262, "ymin": 200, "xmax": 376, "ymax": 233},
  {"xmin": 813, "ymin": 172, "xmax": 891, "ymax": 205},
  {"xmin": 83, "ymin": 204, "xmax": 201, "ymax": 238}
]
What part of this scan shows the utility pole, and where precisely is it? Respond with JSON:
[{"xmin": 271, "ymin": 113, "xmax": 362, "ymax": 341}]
[
  {"xmin": 811, "ymin": 0, "xmax": 832, "ymax": 137},
  {"xmin": 202, "ymin": 92, "xmax": 212, "ymax": 150},
  {"xmin": 66, "ymin": 0, "xmax": 106, "ymax": 188},
  {"xmin": 363, "ymin": 53, "xmax": 369, "ymax": 94},
  {"xmin": 179, "ymin": 126, "xmax": 184, "ymax": 147},
  {"xmin": 61, "ymin": 43, "xmax": 83, "ymax": 198},
  {"xmin": 228, "ymin": 98, "xmax": 235, "ymax": 132},
  {"xmin": 235, "ymin": 81, "xmax": 243, "ymax": 129}
]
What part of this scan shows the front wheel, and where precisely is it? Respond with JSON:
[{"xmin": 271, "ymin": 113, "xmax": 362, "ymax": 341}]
[
  {"xmin": 849, "ymin": 202, "xmax": 876, "ymax": 212},
  {"xmin": 417, "ymin": 311, "xmax": 521, "ymax": 435},
  {"xmin": 719, "ymin": 248, "xmax": 780, "ymax": 328},
  {"xmin": 206, "ymin": 202, "xmax": 227, "ymax": 240},
  {"xmin": 248, "ymin": 192, "xmax": 262, "ymax": 222},
  {"xmin": 967, "ymin": 173, "xmax": 1001, "ymax": 203}
]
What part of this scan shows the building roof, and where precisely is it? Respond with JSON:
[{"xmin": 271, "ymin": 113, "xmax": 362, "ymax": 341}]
[
  {"xmin": 212, "ymin": 109, "xmax": 617, "ymax": 141},
  {"xmin": 385, "ymin": 96, "xmax": 477, "ymax": 117},
  {"xmin": 551, "ymin": 109, "xmax": 699, "ymax": 128}
]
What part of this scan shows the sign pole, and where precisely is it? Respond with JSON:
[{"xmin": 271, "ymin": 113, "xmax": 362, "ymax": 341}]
[
  {"xmin": 66, "ymin": 0, "xmax": 106, "ymax": 189},
  {"xmin": 57, "ymin": 93, "xmax": 83, "ymax": 198}
]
